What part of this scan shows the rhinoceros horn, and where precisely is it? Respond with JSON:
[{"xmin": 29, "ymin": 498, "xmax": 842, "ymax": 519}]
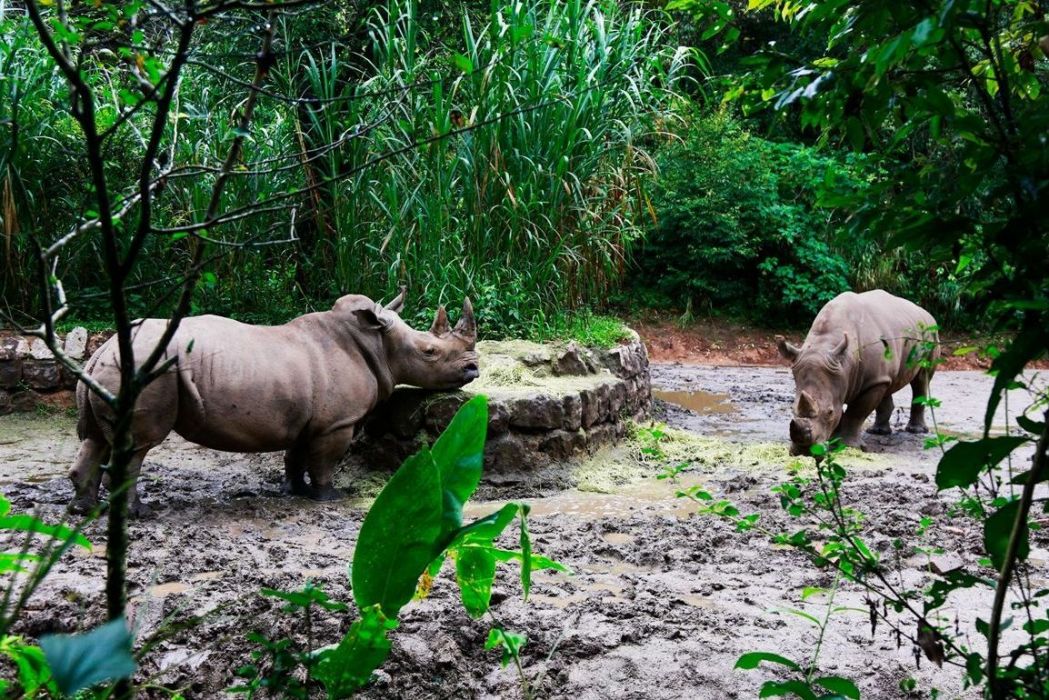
[
  {"xmin": 453, "ymin": 297, "xmax": 476, "ymax": 341},
  {"xmin": 430, "ymin": 305, "xmax": 451, "ymax": 336},
  {"xmin": 385, "ymin": 286, "xmax": 407, "ymax": 313},
  {"xmin": 797, "ymin": 390, "xmax": 818, "ymax": 418}
]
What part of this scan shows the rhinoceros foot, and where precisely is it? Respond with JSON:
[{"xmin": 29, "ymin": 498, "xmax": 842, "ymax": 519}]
[
  {"xmin": 128, "ymin": 499, "xmax": 153, "ymax": 519},
  {"xmin": 309, "ymin": 484, "xmax": 345, "ymax": 502},
  {"xmin": 866, "ymin": 424, "xmax": 892, "ymax": 436},
  {"xmin": 284, "ymin": 479, "xmax": 311, "ymax": 498},
  {"xmin": 67, "ymin": 495, "xmax": 99, "ymax": 516},
  {"xmin": 905, "ymin": 422, "xmax": 929, "ymax": 434}
]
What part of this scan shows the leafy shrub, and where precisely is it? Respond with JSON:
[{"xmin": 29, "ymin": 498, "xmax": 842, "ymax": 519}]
[{"xmin": 631, "ymin": 112, "xmax": 854, "ymax": 324}]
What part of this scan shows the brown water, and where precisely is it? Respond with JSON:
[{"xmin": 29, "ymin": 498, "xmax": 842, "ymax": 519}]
[{"xmin": 653, "ymin": 389, "xmax": 733, "ymax": 414}]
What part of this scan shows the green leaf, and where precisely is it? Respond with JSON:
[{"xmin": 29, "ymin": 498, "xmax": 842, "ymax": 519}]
[
  {"xmin": 485, "ymin": 628, "xmax": 526, "ymax": 668},
  {"xmin": 451, "ymin": 53, "xmax": 473, "ymax": 73},
  {"xmin": 985, "ymin": 500, "xmax": 1028, "ymax": 571},
  {"xmin": 454, "ymin": 545, "xmax": 497, "ymax": 618},
  {"xmin": 984, "ymin": 327, "xmax": 1048, "ymax": 433},
  {"xmin": 39, "ymin": 618, "xmax": 136, "ymax": 696},
  {"xmin": 813, "ymin": 675, "xmax": 860, "ymax": 699},
  {"xmin": 0, "ymin": 514, "xmax": 90, "ymax": 550},
  {"xmin": 352, "ymin": 448, "xmax": 444, "ymax": 617},
  {"xmin": 758, "ymin": 679, "xmax": 818, "ymax": 700},
  {"xmin": 313, "ymin": 605, "xmax": 395, "ymax": 698},
  {"xmin": 1016, "ymin": 414, "xmax": 1045, "ymax": 435},
  {"xmin": 431, "ymin": 395, "xmax": 489, "ymax": 548},
  {"xmin": 935, "ymin": 436, "xmax": 1027, "ymax": 490},
  {"xmin": 519, "ymin": 504, "xmax": 533, "ymax": 600},
  {"xmin": 445, "ymin": 502, "xmax": 519, "ymax": 549},
  {"xmin": 735, "ymin": 651, "xmax": 802, "ymax": 671}
]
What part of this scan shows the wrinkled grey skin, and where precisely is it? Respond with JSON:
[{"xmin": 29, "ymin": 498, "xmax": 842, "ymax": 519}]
[
  {"xmin": 776, "ymin": 290, "xmax": 939, "ymax": 457},
  {"xmin": 69, "ymin": 292, "xmax": 479, "ymax": 516}
]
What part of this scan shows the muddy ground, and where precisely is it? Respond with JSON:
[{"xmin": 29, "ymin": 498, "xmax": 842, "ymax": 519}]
[{"xmin": 1, "ymin": 365, "xmax": 1045, "ymax": 698}]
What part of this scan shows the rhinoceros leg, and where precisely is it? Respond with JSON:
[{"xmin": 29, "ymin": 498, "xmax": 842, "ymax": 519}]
[
  {"xmin": 836, "ymin": 384, "xmax": 889, "ymax": 448},
  {"xmin": 906, "ymin": 368, "xmax": 933, "ymax": 433},
  {"xmin": 68, "ymin": 438, "xmax": 109, "ymax": 514},
  {"xmin": 123, "ymin": 449, "xmax": 153, "ymax": 518},
  {"xmin": 283, "ymin": 444, "xmax": 311, "ymax": 497},
  {"xmin": 304, "ymin": 427, "xmax": 355, "ymax": 501},
  {"xmin": 867, "ymin": 394, "xmax": 894, "ymax": 435}
]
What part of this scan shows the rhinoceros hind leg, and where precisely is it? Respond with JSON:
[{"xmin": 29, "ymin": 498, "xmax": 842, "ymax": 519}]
[
  {"xmin": 108, "ymin": 449, "xmax": 154, "ymax": 518},
  {"xmin": 867, "ymin": 394, "xmax": 894, "ymax": 435},
  {"xmin": 906, "ymin": 369, "xmax": 933, "ymax": 433},
  {"xmin": 302, "ymin": 428, "xmax": 354, "ymax": 502},
  {"xmin": 68, "ymin": 438, "xmax": 109, "ymax": 514}
]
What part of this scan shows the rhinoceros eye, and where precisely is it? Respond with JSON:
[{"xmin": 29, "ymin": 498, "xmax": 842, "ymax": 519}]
[{"xmin": 423, "ymin": 346, "xmax": 438, "ymax": 357}]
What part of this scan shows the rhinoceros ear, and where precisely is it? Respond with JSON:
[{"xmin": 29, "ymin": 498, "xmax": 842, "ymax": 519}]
[
  {"xmin": 832, "ymin": 333, "xmax": 848, "ymax": 359},
  {"xmin": 352, "ymin": 307, "xmax": 390, "ymax": 332},
  {"xmin": 776, "ymin": 335, "xmax": 801, "ymax": 362},
  {"xmin": 453, "ymin": 297, "xmax": 476, "ymax": 341},
  {"xmin": 385, "ymin": 286, "xmax": 407, "ymax": 314},
  {"xmin": 430, "ymin": 305, "xmax": 451, "ymax": 336}
]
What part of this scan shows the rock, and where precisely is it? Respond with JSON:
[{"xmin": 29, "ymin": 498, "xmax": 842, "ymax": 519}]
[
  {"xmin": 0, "ymin": 361, "xmax": 20, "ymax": 389},
  {"xmin": 579, "ymin": 387, "xmax": 601, "ymax": 428},
  {"xmin": 0, "ymin": 389, "xmax": 10, "ymax": 415},
  {"xmin": 510, "ymin": 394, "xmax": 563, "ymax": 430},
  {"xmin": 424, "ymin": 393, "xmax": 468, "ymax": 432},
  {"xmin": 484, "ymin": 434, "xmax": 526, "ymax": 472},
  {"xmin": 608, "ymin": 382, "xmax": 627, "ymax": 416},
  {"xmin": 86, "ymin": 333, "xmax": 108, "ymax": 357},
  {"xmin": 540, "ymin": 429, "xmax": 586, "ymax": 461},
  {"xmin": 488, "ymin": 400, "xmax": 510, "ymax": 435},
  {"xmin": 519, "ymin": 348, "xmax": 552, "ymax": 368},
  {"xmin": 562, "ymin": 393, "xmax": 582, "ymax": 430},
  {"xmin": 22, "ymin": 361, "xmax": 61, "ymax": 391},
  {"xmin": 64, "ymin": 327, "xmax": 88, "ymax": 360},
  {"xmin": 28, "ymin": 339, "xmax": 55, "ymax": 360},
  {"xmin": 0, "ymin": 337, "xmax": 18, "ymax": 361},
  {"xmin": 553, "ymin": 342, "xmax": 594, "ymax": 376}
]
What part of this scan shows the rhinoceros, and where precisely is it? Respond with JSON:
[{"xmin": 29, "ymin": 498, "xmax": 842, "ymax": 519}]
[
  {"xmin": 68, "ymin": 292, "xmax": 480, "ymax": 515},
  {"xmin": 775, "ymin": 290, "xmax": 939, "ymax": 456}
]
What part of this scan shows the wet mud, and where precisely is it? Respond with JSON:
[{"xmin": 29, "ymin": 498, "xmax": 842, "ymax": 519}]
[{"xmin": 0, "ymin": 366, "xmax": 1042, "ymax": 698}]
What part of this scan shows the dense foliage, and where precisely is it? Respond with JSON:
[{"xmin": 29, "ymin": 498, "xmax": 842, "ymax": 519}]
[
  {"xmin": 632, "ymin": 112, "xmax": 854, "ymax": 323},
  {"xmin": 0, "ymin": 0, "xmax": 684, "ymax": 337}
]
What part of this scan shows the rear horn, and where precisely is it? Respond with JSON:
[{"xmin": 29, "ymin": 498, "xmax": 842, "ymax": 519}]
[{"xmin": 453, "ymin": 297, "xmax": 476, "ymax": 341}]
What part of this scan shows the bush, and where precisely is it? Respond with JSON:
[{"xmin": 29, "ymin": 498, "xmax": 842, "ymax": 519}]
[{"xmin": 630, "ymin": 112, "xmax": 854, "ymax": 324}]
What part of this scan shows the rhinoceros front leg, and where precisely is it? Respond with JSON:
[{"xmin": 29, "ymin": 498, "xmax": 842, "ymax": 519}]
[
  {"xmin": 835, "ymin": 384, "xmax": 889, "ymax": 448},
  {"xmin": 283, "ymin": 446, "xmax": 311, "ymax": 498},
  {"xmin": 286, "ymin": 428, "xmax": 354, "ymax": 501},
  {"xmin": 867, "ymin": 393, "xmax": 894, "ymax": 436}
]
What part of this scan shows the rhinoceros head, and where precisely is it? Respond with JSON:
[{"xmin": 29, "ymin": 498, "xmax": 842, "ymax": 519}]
[
  {"xmin": 777, "ymin": 333, "xmax": 848, "ymax": 456},
  {"xmin": 347, "ymin": 291, "xmax": 480, "ymax": 390}
]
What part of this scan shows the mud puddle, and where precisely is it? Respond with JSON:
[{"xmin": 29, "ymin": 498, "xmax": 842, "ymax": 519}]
[
  {"xmin": 1, "ymin": 366, "xmax": 1040, "ymax": 698},
  {"xmin": 651, "ymin": 388, "xmax": 733, "ymax": 414}
]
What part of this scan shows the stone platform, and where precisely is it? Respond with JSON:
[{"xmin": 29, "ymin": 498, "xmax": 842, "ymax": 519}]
[{"xmin": 352, "ymin": 334, "xmax": 651, "ymax": 473}]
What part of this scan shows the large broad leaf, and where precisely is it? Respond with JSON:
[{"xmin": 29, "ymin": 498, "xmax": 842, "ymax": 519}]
[
  {"xmin": 757, "ymin": 679, "xmax": 818, "ymax": 700},
  {"xmin": 813, "ymin": 675, "xmax": 860, "ymax": 699},
  {"xmin": 313, "ymin": 605, "xmax": 395, "ymax": 699},
  {"xmin": 444, "ymin": 503, "xmax": 520, "ymax": 550},
  {"xmin": 985, "ymin": 499, "xmax": 1029, "ymax": 571},
  {"xmin": 735, "ymin": 651, "xmax": 801, "ymax": 671},
  {"xmin": 352, "ymin": 448, "xmax": 444, "ymax": 617},
  {"xmin": 455, "ymin": 545, "xmax": 498, "ymax": 618},
  {"xmin": 431, "ymin": 395, "xmax": 489, "ymax": 545},
  {"xmin": 39, "ymin": 617, "xmax": 136, "ymax": 696},
  {"xmin": 935, "ymin": 436, "xmax": 1027, "ymax": 490}
]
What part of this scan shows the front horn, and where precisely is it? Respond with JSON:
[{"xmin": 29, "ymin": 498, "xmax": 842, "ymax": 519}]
[{"xmin": 453, "ymin": 297, "xmax": 476, "ymax": 340}]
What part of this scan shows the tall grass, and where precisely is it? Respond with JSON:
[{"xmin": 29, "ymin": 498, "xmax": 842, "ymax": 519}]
[{"xmin": 296, "ymin": 0, "xmax": 686, "ymax": 335}]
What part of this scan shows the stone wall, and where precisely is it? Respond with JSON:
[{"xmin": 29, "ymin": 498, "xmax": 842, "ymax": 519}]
[
  {"xmin": 352, "ymin": 334, "xmax": 651, "ymax": 474},
  {"xmin": 0, "ymin": 329, "xmax": 109, "ymax": 415}
]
